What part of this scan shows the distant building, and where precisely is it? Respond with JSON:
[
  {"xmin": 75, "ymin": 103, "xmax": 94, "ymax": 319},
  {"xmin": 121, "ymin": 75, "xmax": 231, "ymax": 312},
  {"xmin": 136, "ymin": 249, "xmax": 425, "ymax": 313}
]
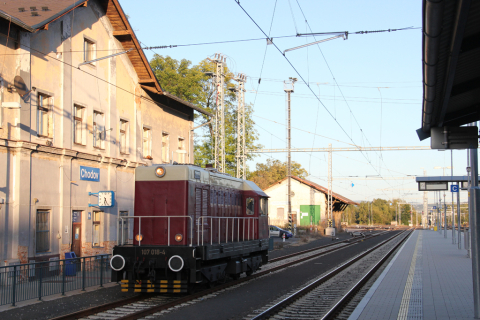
[
  {"xmin": 264, "ymin": 176, "xmax": 358, "ymax": 228},
  {"xmin": 0, "ymin": 0, "xmax": 210, "ymax": 266}
]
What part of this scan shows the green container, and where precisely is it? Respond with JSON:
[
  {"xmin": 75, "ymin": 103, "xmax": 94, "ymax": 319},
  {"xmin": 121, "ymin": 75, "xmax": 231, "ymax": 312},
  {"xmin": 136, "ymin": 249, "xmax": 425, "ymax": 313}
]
[{"xmin": 299, "ymin": 205, "xmax": 321, "ymax": 226}]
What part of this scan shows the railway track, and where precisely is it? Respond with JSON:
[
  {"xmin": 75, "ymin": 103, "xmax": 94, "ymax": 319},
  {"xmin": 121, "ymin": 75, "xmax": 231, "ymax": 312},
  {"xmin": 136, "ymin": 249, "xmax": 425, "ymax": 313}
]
[
  {"xmin": 248, "ymin": 229, "xmax": 412, "ymax": 320},
  {"xmin": 51, "ymin": 230, "xmax": 394, "ymax": 320}
]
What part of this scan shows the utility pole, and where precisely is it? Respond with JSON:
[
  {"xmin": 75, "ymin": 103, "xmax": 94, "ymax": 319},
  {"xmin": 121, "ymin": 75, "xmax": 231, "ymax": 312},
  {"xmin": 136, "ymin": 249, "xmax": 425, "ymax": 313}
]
[
  {"xmin": 284, "ymin": 78, "xmax": 296, "ymax": 232},
  {"xmin": 326, "ymin": 143, "xmax": 335, "ymax": 235},
  {"xmin": 211, "ymin": 54, "xmax": 226, "ymax": 173},
  {"xmin": 233, "ymin": 73, "xmax": 247, "ymax": 179}
]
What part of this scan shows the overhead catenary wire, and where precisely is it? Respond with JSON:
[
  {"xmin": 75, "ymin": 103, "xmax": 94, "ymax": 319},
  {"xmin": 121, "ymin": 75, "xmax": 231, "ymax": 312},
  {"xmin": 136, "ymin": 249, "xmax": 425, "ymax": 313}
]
[
  {"xmin": 233, "ymin": 0, "xmax": 391, "ymax": 197},
  {"xmin": 293, "ymin": 0, "xmax": 399, "ymax": 188}
]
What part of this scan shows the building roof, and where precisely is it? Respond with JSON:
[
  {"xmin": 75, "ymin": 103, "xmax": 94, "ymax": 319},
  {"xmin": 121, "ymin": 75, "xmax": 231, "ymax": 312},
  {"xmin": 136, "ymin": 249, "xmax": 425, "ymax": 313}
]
[
  {"xmin": 0, "ymin": 0, "xmax": 211, "ymax": 116},
  {"xmin": 265, "ymin": 176, "xmax": 359, "ymax": 206},
  {"xmin": 418, "ymin": 0, "xmax": 480, "ymax": 140}
]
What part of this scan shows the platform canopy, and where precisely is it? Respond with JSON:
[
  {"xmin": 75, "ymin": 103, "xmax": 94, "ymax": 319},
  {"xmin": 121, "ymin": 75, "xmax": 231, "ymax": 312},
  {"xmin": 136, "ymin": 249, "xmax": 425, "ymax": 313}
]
[{"xmin": 418, "ymin": 0, "xmax": 480, "ymax": 141}]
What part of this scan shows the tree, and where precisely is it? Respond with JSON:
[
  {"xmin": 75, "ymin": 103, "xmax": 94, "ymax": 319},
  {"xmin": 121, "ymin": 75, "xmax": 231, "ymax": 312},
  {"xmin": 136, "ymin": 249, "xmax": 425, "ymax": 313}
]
[
  {"xmin": 150, "ymin": 55, "xmax": 262, "ymax": 176},
  {"xmin": 248, "ymin": 159, "xmax": 308, "ymax": 190}
]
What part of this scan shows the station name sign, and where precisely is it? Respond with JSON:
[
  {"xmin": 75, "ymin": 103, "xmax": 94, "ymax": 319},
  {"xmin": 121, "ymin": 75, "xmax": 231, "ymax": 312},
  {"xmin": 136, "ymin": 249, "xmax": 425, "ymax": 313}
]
[
  {"xmin": 418, "ymin": 181, "xmax": 448, "ymax": 191},
  {"xmin": 80, "ymin": 166, "xmax": 100, "ymax": 182}
]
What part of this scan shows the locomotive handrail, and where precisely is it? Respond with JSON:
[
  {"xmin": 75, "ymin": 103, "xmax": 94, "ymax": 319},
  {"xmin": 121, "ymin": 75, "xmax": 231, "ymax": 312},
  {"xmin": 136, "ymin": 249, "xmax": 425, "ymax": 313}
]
[
  {"xmin": 196, "ymin": 216, "xmax": 259, "ymax": 246},
  {"xmin": 118, "ymin": 216, "xmax": 193, "ymax": 247}
]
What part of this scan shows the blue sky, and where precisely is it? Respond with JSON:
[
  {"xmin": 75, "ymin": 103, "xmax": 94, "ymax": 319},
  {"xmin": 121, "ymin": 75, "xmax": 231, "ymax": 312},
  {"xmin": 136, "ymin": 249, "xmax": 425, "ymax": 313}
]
[{"xmin": 119, "ymin": 0, "xmax": 473, "ymax": 205}]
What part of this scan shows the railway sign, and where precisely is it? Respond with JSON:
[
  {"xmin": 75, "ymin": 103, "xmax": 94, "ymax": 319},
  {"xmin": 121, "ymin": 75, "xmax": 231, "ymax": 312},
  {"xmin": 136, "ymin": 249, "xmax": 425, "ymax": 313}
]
[
  {"xmin": 450, "ymin": 185, "xmax": 459, "ymax": 193},
  {"xmin": 418, "ymin": 181, "xmax": 448, "ymax": 191}
]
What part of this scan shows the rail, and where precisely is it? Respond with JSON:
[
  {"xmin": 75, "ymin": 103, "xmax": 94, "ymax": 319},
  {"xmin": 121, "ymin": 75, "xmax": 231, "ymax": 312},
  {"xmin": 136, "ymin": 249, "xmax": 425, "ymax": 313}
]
[
  {"xmin": 0, "ymin": 254, "xmax": 110, "ymax": 307},
  {"xmin": 197, "ymin": 216, "xmax": 258, "ymax": 245},
  {"xmin": 119, "ymin": 216, "xmax": 193, "ymax": 247}
]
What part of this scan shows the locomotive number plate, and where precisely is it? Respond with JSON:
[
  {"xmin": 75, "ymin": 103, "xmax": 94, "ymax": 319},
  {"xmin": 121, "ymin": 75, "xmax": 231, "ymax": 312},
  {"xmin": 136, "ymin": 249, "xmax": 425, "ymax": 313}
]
[{"xmin": 141, "ymin": 249, "xmax": 165, "ymax": 255}]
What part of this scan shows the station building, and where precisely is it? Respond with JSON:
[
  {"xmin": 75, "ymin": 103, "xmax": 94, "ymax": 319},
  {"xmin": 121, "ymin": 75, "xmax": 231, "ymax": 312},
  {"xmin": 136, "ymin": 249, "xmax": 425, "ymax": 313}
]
[
  {"xmin": 264, "ymin": 176, "xmax": 358, "ymax": 228},
  {"xmin": 0, "ymin": 0, "xmax": 210, "ymax": 266}
]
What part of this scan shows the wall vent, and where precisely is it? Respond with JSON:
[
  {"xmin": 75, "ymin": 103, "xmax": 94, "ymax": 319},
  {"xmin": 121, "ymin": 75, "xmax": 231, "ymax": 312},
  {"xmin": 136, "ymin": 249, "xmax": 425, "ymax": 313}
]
[
  {"xmin": 18, "ymin": 7, "xmax": 25, "ymax": 12},
  {"xmin": 31, "ymin": 12, "xmax": 39, "ymax": 16}
]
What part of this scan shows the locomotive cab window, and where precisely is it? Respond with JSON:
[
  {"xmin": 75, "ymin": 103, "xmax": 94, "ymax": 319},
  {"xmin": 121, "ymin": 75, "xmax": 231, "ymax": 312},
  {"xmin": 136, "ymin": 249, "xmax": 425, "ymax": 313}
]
[
  {"xmin": 246, "ymin": 198, "xmax": 254, "ymax": 215},
  {"xmin": 260, "ymin": 198, "xmax": 268, "ymax": 216}
]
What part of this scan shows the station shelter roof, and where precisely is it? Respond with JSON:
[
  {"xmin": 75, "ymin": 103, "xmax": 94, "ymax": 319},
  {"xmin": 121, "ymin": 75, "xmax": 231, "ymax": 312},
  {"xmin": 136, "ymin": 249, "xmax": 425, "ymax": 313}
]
[{"xmin": 419, "ymin": 0, "xmax": 480, "ymax": 140}]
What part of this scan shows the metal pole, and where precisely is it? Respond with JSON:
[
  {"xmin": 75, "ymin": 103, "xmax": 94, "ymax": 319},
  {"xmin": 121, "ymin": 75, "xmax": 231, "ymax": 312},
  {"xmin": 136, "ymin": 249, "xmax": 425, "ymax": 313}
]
[
  {"xmin": 469, "ymin": 124, "xmax": 480, "ymax": 318},
  {"xmin": 458, "ymin": 183, "xmax": 462, "ymax": 249},
  {"xmin": 444, "ymin": 193, "xmax": 447, "ymax": 238},
  {"xmin": 452, "ymin": 150, "xmax": 456, "ymax": 244},
  {"xmin": 287, "ymin": 89, "xmax": 291, "ymax": 227}
]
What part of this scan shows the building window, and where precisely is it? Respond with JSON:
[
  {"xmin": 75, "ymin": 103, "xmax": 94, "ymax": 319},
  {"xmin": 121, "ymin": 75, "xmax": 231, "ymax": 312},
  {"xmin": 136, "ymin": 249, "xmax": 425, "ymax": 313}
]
[
  {"xmin": 36, "ymin": 210, "xmax": 50, "ymax": 252},
  {"xmin": 246, "ymin": 198, "xmax": 255, "ymax": 215},
  {"xmin": 143, "ymin": 127, "xmax": 152, "ymax": 159},
  {"xmin": 119, "ymin": 211, "xmax": 129, "ymax": 244},
  {"xmin": 84, "ymin": 38, "xmax": 95, "ymax": 63},
  {"xmin": 93, "ymin": 211, "xmax": 102, "ymax": 247},
  {"xmin": 37, "ymin": 93, "xmax": 53, "ymax": 138},
  {"xmin": 120, "ymin": 120, "xmax": 129, "ymax": 154},
  {"xmin": 162, "ymin": 132, "xmax": 169, "ymax": 163},
  {"xmin": 74, "ymin": 105, "xmax": 84, "ymax": 145},
  {"xmin": 93, "ymin": 111, "xmax": 105, "ymax": 149},
  {"xmin": 177, "ymin": 137, "xmax": 186, "ymax": 163}
]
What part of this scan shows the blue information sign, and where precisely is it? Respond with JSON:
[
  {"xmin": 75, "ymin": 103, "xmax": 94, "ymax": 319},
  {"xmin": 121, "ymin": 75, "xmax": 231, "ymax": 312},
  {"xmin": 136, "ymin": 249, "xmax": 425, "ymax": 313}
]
[
  {"xmin": 451, "ymin": 185, "xmax": 459, "ymax": 192},
  {"xmin": 80, "ymin": 166, "xmax": 100, "ymax": 182},
  {"xmin": 433, "ymin": 206, "xmax": 437, "ymax": 209}
]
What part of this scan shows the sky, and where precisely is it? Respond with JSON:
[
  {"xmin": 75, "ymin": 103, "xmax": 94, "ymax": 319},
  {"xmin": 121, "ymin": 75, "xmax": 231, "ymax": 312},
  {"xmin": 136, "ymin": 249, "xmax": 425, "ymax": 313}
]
[{"xmin": 119, "ymin": 0, "xmax": 475, "ymax": 206}]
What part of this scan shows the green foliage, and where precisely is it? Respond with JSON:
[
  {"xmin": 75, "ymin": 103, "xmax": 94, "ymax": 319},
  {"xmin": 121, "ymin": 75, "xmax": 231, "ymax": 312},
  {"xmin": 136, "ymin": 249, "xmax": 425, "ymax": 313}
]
[
  {"xmin": 150, "ymin": 55, "xmax": 262, "ymax": 176},
  {"xmin": 248, "ymin": 158, "xmax": 308, "ymax": 190},
  {"xmin": 344, "ymin": 198, "xmax": 415, "ymax": 225}
]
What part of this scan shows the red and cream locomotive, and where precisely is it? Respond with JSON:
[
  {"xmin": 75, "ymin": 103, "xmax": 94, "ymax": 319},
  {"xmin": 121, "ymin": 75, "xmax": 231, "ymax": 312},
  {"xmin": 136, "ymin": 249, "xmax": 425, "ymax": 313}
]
[{"xmin": 110, "ymin": 164, "xmax": 270, "ymax": 293}]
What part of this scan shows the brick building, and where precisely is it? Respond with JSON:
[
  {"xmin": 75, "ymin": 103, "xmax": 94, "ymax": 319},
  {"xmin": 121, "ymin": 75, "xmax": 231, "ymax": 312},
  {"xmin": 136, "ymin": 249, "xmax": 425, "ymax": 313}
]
[{"xmin": 0, "ymin": 0, "xmax": 210, "ymax": 266}]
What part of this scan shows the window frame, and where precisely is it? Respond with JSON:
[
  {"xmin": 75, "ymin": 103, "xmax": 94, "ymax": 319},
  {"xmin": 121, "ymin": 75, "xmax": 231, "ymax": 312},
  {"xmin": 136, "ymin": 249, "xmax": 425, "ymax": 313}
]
[
  {"xmin": 177, "ymin": 137, "xmax": 186, "ymax": 163},
  {"xmin": 142, "ymin": 127, "xmax": 152, "ymax": 159},
  {"xmin": 37, "ymin": 93, "xmax": 53, "ymax": 138},
  {"xmin": 119, "ymin": 119, "xmax": 129, "ymax": 154},
  {"xmin": 36, "ymin": 210, "xmax": 50, "ymax": 253},
  {"xmin": 162, "ymin": 132, "xmax": 170, "ymax": 163},
  {"xmin": 260, "ymin": 198, "xmax": 268, "ymax": 216},
  {"xmin": 83, "ymin": 37, "xmax": 96, "ymax": 64},
  {"xmin": 93, "ymin": 111, "xmax": 105, "ymax": 149},
  {"xmin": 73, "ymin": 104, "xmax": 85, "ymax": 145},
  {"xmin": 246, "ymin": 197, "xmax": 255, "ymax": 215}
]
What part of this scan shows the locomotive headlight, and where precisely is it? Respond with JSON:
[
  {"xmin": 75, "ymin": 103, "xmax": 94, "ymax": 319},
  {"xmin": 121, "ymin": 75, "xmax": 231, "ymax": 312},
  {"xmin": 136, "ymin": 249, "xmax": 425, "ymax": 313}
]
[
  {"xmin": 135, "ymin": 234, "xmax": 143, "ymax": 242},
  {"xmin": 155, "ymin": 166, "xmax": 166, "ymax": 178},
  {"xmin": 175, "ymin": 234, "xmax": 183, "ymax": 242},
  {"xmin": 110, "ymin": 255, "xmax": 125, "ymax": 271}
]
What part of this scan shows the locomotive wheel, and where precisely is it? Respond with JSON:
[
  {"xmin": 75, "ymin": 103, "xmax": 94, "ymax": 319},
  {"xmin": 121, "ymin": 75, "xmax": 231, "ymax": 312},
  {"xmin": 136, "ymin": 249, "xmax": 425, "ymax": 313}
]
[
  {"xmin": 231, "ymin": 273, "xmax": 240, "ymax": 280},
  {"xmin": 246, "ymin": 270, "xmax": 253, "ymax": 276}
]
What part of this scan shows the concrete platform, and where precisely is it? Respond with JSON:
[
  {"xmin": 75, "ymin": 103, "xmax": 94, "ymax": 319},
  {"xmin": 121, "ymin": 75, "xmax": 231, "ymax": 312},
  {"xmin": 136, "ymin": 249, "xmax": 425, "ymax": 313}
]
[{"xmin": 350, "ymin": 229, "xmax": 474, "ymax": 320}]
